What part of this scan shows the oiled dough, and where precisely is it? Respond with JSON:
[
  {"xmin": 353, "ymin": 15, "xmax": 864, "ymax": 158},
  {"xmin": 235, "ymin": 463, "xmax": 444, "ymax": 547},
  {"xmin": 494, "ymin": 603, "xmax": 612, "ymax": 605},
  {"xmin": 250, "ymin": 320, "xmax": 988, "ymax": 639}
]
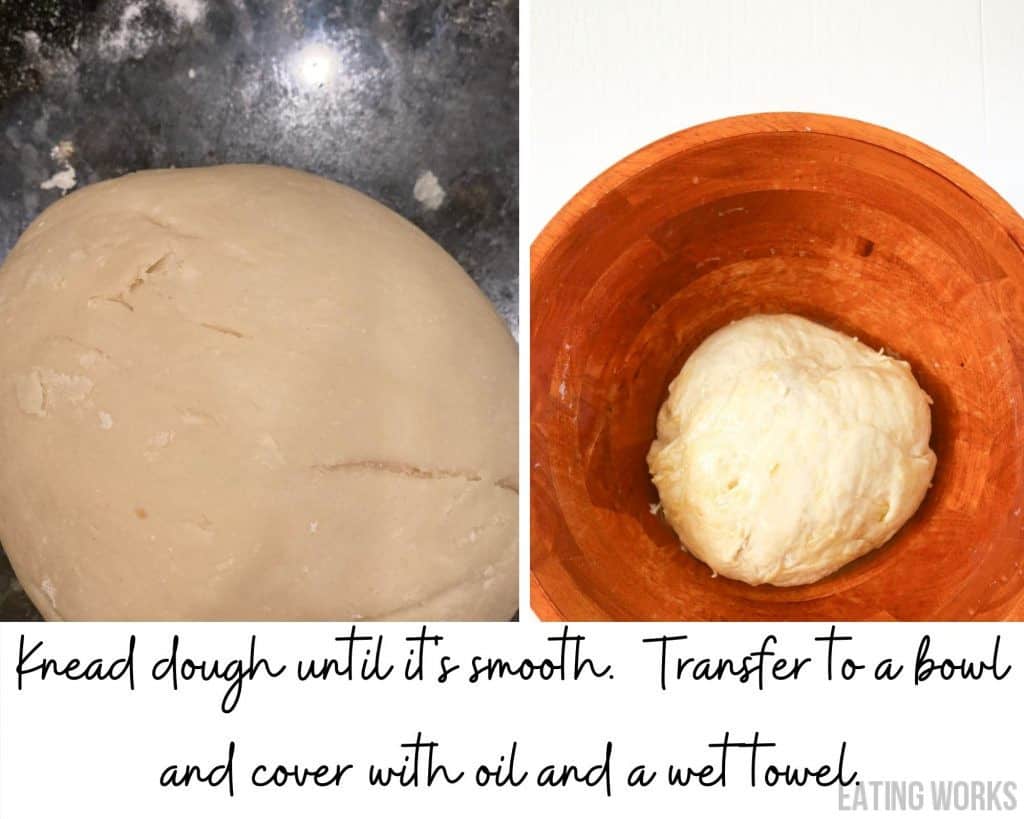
[
  {"xmin": 0, "ymin": 165, "xmax": 517, "ymax": 620},
  {"xmin": 648, "ymin": 314, "xmax": 936, "ymax": 586}
]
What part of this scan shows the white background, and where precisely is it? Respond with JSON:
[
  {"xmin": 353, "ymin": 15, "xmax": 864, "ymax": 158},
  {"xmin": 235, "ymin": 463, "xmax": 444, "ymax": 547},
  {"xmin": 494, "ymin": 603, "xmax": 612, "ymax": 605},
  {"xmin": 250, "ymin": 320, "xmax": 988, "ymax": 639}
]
[
  {"xmin": 528, "ymin": 0, "xmax": 1024, "ymax": 239},
  {"xmin": 2, "ymin": 623, "xmax": 1022, "ymax": 816}
]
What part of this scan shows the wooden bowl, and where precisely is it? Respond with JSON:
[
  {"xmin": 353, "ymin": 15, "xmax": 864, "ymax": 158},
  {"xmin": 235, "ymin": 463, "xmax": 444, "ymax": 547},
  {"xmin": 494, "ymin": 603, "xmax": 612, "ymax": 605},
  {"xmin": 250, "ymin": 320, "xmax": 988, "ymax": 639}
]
[{"xmin": 531, "ymin": 113, "xmax": 1024, "ymax": 621}]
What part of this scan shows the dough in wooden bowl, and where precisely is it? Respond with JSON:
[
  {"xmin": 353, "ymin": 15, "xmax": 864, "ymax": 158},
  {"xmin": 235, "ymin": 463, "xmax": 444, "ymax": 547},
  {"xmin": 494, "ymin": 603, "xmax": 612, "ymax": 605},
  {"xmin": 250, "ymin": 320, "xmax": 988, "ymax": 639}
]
[
  {"xmin": 0, "ymin": 165, "xmax": 517, "ymax": 620},
  {"xmin": 648, "ymin": 314, "xmax": 936, "ymax": 586}
]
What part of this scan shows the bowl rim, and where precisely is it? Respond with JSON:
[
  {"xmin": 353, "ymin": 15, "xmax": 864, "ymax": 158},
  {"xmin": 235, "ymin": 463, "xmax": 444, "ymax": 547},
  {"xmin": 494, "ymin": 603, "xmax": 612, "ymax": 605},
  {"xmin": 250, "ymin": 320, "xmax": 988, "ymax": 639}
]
[
  {"xmin": 532, "ymin": 112, "xmax": 1024, "ymax": 273},
  {"xmin": 529, "ymin": 111, "xmax": 1024, "ymax": 621}
]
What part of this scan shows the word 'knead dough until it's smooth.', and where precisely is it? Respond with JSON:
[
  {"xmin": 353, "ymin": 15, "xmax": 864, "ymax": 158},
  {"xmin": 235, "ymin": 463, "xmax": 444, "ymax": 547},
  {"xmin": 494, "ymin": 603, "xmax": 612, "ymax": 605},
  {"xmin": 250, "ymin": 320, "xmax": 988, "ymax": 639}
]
[
  {"xmin": 648, "ymin": 314, "xmax": 937, "ymax": 587},
  {"xmin": 0, "ymin": 165, "xmax": 517, "ymax": 620}
]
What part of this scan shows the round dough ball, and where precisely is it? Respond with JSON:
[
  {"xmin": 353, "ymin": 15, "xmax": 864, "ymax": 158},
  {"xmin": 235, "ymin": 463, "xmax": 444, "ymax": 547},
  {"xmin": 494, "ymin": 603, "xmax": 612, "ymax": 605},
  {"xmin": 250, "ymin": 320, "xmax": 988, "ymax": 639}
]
[
  {"xmin": 648, "ymin": 314, "xmax": 936, "ymax": 587},
  {"xmin": 0, "ymin": 165, "xmax": 517, "ymax": 620}
]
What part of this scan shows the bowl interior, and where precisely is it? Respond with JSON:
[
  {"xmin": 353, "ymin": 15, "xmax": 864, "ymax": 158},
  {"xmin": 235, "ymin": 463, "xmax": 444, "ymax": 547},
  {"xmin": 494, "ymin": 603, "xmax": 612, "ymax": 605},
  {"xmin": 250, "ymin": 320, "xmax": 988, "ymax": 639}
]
[{"xmin": 531, "ymin": 117, "xmax": 1024, "ymax": 620}]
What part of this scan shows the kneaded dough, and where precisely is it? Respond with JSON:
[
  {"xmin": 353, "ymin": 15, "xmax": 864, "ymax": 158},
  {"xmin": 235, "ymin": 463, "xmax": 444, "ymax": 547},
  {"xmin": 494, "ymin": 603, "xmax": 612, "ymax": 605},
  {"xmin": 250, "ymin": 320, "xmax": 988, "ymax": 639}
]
[
  {"xmin": 0, "ymin": 165, "xmax": 517, "ymax": 620},
  {"xmin": 648, "ymin": 314, "xmax": 936, "ymax": 586}
]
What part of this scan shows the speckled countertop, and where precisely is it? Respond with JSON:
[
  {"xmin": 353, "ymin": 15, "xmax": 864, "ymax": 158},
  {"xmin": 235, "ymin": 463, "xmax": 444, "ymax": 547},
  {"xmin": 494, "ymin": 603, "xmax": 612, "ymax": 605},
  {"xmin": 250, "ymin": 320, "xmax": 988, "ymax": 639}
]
[{"xmin": 0, "ymin": 0, "xmax": 518, "ymax": 620}]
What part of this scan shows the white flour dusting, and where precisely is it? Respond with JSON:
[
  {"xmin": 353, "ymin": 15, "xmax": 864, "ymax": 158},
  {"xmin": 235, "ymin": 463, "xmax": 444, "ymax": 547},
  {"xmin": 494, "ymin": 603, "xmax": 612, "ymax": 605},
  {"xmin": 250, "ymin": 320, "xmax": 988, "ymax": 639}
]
[
  {"xmin": 40, "ymin": 167, "xmax": 76, "ymax": 193},
  {"xmin": 98, "ymin": 1, "xmax": 149, "ymax": 60},
  {"xmin": 161, "ymin": 0, "xmax": 206, "ymax": 24},
  {"xmin": 40, "ymin": 140, "xmax": 77, "ymax": 194},
  {"xmin": 19, "ymin": 29, "xmax": 78, "ymax": 84},
  {"xmin": 413, "ymin": 170, "xmax": 445, "ymax": 210},
  {"xmin": 148, "ymin": 430, "xmax": 175, "ymax": 448},
  {"xmin": 97, "ymin": 1, "xmax": 206, "ymax": 61},
  {"xmin": 41, "ymin": 577, "xmax": 57, "ymax": 609}
]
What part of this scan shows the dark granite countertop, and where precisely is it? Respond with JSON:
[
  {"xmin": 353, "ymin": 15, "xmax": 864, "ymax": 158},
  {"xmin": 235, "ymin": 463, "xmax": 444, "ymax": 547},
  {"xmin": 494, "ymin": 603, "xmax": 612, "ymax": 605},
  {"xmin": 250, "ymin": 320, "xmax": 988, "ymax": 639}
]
[{"xmin": 0, "ymin": 0, "xmax": 518, "ymax": 620}]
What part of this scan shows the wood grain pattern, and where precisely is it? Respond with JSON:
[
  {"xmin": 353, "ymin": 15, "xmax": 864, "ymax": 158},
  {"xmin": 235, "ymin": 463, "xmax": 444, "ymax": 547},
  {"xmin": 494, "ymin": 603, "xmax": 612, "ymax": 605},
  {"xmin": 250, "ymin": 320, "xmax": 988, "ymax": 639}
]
[{"xmin": 531, "ymin": 112, "xmax": 1024, "ymax": 621}]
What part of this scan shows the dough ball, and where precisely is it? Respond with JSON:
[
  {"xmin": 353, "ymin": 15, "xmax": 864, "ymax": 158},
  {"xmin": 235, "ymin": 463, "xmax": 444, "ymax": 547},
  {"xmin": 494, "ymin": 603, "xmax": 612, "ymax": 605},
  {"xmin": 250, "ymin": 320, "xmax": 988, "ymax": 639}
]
[
  {"xmin": 648, "ymin": 314, "xmax": 936, "ymax": 586},
  {"xmin": 0, "ymin": 165, "xmax": 517, "ymax": 620}
]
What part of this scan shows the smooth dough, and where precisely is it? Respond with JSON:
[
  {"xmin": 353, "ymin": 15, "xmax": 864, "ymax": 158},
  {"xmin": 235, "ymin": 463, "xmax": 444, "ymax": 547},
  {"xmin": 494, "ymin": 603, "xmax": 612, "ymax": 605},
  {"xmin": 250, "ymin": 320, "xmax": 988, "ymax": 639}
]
[
  {"xmin": 648, "ymin": 314, "xmax": 936, "ymax": 586},
  {"xmin": 0, "ymin": 165, "xmax": 517, "ymax": 620}
]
